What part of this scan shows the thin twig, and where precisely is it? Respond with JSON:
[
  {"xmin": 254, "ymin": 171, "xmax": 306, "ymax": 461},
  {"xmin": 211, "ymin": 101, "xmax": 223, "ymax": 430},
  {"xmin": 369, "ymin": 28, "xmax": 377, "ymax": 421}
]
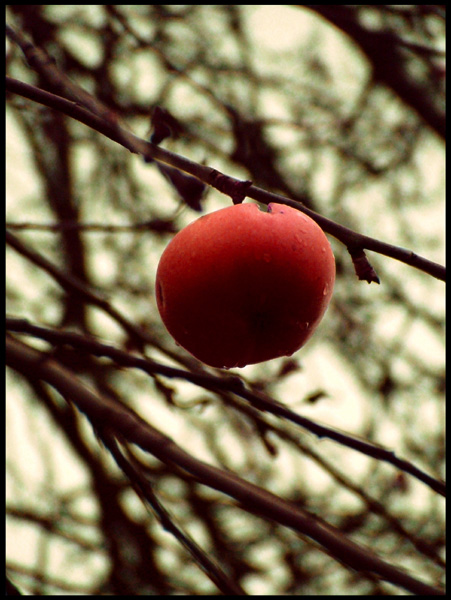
[{"xmin": 103, "ymin": 435, "xmax": 246, "ymax": 595}]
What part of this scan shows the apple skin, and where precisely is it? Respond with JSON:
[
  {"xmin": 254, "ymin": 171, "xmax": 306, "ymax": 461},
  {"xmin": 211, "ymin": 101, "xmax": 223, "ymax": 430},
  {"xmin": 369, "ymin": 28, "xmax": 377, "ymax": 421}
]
[{"xmin": 156, "ymin": 202, "xmax": 335, "ymax": 368}]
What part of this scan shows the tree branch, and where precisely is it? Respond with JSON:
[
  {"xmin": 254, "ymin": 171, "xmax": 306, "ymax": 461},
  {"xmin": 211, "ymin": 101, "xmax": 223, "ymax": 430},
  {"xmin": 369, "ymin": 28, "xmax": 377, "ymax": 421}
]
[
  {"xmin": 6, "ymin": 317, "xmax": 445, "ymax": 498},
  {"xmin": 6, "ymin": 73, "xmax": 445, "ymax": 282},
  {"xmin": 6, "ymin": 334, "xmax": 444, "ymax": 596}
]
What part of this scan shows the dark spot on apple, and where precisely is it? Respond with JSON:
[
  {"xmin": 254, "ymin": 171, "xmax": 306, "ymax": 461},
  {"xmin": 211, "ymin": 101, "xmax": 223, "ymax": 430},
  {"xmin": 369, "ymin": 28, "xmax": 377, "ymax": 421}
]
[{"xmin": 157, "ymin": 281, "xmax": 165, "ymax": 307}]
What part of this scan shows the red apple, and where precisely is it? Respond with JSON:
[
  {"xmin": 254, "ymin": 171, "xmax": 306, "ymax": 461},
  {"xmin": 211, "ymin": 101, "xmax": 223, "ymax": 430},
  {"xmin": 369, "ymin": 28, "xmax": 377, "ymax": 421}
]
[{"xmin": 156, "ymin": 202, "xmax": 335, "ymax": 368}]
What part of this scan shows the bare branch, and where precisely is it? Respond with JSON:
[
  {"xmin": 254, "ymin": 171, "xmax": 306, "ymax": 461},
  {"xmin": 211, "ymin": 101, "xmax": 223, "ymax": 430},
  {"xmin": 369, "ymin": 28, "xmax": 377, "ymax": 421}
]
[
  {"xmin": 6, "ymin": 334, "xmax": 445, "ymax": 596},
  {"xmin": 6, "ymin": 73, "xmax": 444, "ymax": 282},
  {"xmin": 6, "ymin": 318, "xmax": 445, "ymax": 498}
]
